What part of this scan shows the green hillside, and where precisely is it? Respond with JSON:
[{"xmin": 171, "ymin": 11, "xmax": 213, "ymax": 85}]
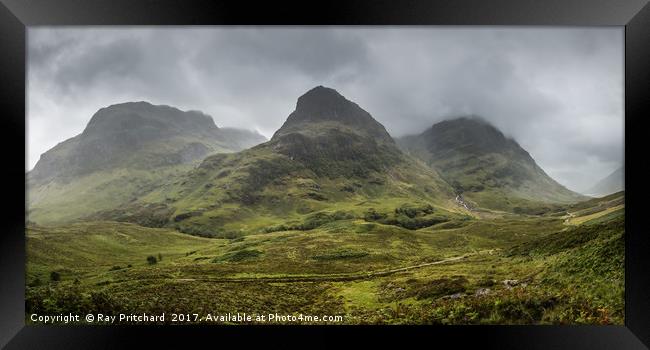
[
  {"xmin": 398, "ymin": 117, "xmax": 586, "ymax": 212},
  {"xmin": 27, "ymin": 102, "xmax": 266, "ymax": 225},
  {"xmin": 26, "ymin": 196, "xmax": 623, "ymax": 325},
  {"xmin": 96, "ymin": 87, "xmax": 462, "ymax": 236}
]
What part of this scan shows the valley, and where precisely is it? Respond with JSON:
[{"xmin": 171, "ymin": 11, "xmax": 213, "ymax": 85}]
[
  {"xmin": 25, "ymin": 194, "xmax": 624, "ymax": 324},
  {"xmin": 25, "ymin": 86, "xmax": 625, "ymax": 325}
]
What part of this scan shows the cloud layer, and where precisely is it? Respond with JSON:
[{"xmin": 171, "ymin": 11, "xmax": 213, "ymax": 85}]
[{"xmin": 28, "ymin": 27, "xmax": 623, "ymax": 192}]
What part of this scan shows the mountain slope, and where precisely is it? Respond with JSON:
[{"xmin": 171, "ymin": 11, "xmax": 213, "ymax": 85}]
[
  {"xmin": 108, "ymin": 86, "xmax": 461, "ymax": 236},
  {"xmin": 28, "ymin": 102, "xmax": 266, "ymax": 225},
  {"xmin": 269, "ymin": 86, "xmax": 401, "ymax": 178},
  {"xmin": 584, "ymin": 167, "xmax": 624, "ymax": 197},
  {"xmin": 398, "ymin": 117, "xmax": 586, "ymax": 212}
]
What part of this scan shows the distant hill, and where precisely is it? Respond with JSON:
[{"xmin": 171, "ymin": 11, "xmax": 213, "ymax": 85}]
[
  {"xmin": 98, "ymin": 86, "xmax": 461, "ymax": 236},
  {"xmin": 397, "ymin": 117, "xmax": 586, "ymax": 213},
  {"xmin": 27, "ymin": 101, "xmax": 266, "ymax": 224},
  {"xmin": 584, "ymin": 167, "xmax": 624, "ymax": 197}
]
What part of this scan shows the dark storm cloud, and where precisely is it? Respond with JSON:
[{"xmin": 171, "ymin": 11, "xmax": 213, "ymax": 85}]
[
  {"xmin": 28, "ymin": 27, "xmax": 623, "ymax": 193},
  {"xmin": 52, "ymin": 39, "xmax": 144, "ymax": 92},
  {"xmin": 192, "ymin": 28, "xmax": 370, "ymax": 79}
]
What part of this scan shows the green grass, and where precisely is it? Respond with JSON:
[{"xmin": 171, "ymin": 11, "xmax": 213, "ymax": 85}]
[
  {"xmin": 567, "ymin": 205, "xmax": 624, "ymax": 225},
  {"xmin": 212, "ymin": 249, "xmax": 263, "ymax": 263},
  {"xmin": 25, "ymin": 194, "xmax": 624, "ymax": 325},
  {"xmin": 28, "ymin": 165, "xmax": 196, "ymax": 225}
]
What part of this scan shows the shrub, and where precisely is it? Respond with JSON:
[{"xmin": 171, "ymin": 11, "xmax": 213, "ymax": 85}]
[
  {"xmin": 263, "ymin": 224, "xmax": 288, "ymax": 233},
  {"xmin": 173, "ymin": 211, "xmax": 203, "ymax": 222},
  {"xmin": 50, "ymin": 271, "xmax": 61, "ymax": 282},
  {"xmin": 89, "ymin": 291, "xmax": 121, "ymax": 315},
  {"xmin": 297, "ymin": 212, "xmax": 349, "ymax": 230},
  {"xmin": 412, "ymin": 277, "xmax": 468, "ymax": 300},
  {"xmin": 477, "ymin": 276, "xmax": 496, "ymax": 287},
  {"xmin": 395, "ymin": 203, "xmax": 435, "ymax": 218},
  {"xmin": 381, "ymin": 214, "xmax": 448, "ymax": 230},
  {"xmin": 176, "ymin": 225, "xmax": 244, "ymax": 239},
  {"xmin": 364, "ymin": 208, "xmax": 387, "ymax": 221},
  {"xmin": 364, "ymin": 204, "xmax": 446, "ymax": 230},
  {"xmin": 264, "ymin": 211, "xmax": 355, "ymax": 233},
  {"xmin": 146, "ymin": 256, "xmax": 157, "ymax": 265},
  {"xmin": 26, "ymin": 286, "xmax": 129, "ymax": 319},
  {"xmin": 306, "ymin": 192, "xmax": 327, "ymax": 201}
]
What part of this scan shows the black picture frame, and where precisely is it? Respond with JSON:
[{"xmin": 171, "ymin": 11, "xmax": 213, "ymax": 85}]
[{"xmin": 1, "ymin": 0, "xmax": 648, "ymax": 348}]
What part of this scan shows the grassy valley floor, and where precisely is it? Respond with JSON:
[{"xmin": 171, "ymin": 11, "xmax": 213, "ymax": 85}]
[{"xmin": 25, "ymin": 194, "xmax": 624, "ymax": 325}]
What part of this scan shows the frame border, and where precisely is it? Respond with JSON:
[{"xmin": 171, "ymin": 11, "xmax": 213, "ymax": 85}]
[{"xmin": 1, "ymin": 0, "xmax": 648, "ymax": 348}]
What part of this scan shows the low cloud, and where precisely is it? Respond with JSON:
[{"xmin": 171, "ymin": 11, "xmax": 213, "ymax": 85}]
[{"xmin": 28, "ymin": 26, "xmax": 623, "ymax": 192}]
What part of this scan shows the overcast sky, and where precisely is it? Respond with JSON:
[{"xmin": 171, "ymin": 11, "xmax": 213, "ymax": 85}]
[{"xmin": 27, "ymin": 26, "xmax": 623, "ymax": 193}]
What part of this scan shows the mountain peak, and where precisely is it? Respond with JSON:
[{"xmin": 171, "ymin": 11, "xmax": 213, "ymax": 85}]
[
  {"xmin": 294, "ymin": 85, "xmax": 347, "ymax": 112},
  {"xmin": 421, "ymin": 116, "xmax": 524, "ymax": 157},
  {"xmin": 273, "ymin": 86, "xmax": 393, "ymax": 143},
  {"xmin": 85, "ymin": 101, "xmax": 218, "ymax": 135},
  {"xmin": 398, "ymin": 116, "xmax": 585, "ymax": 208},
  {"xmin": 431, "ymin": 116, "xmax": 501, "ymax": 135},
  {"xmin": 29, "ymin": 101, "xmax": 267, "ymax": 186},
  {"xmin": 263, "ymin": 86, "xmax": 400, "ymax": 178}
]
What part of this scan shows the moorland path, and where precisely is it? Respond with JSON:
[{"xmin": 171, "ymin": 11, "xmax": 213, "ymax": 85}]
[{"xmin": 169, "ymin": 249, "xmax": 498, "ymax": 284}]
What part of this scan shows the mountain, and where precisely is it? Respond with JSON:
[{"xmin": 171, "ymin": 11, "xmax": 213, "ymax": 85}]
[
  {"xmin": 269, "ymin": 86, "xmax": 401, "ymax": 178},
  {"xmin": 30, "ymin": 89, "xmax": 586, "ymax": 232},
  {"xmin": 27, "ymin": 101, "xmax": 266, "ymax": 224},
  {"xmin": 30, "ymin": 101, "xmax": 266, "ymax": 185},
  {"xmin": 273, "ymin": 86, "xmax": 394, "ymax": 143},
  {"xmin": 104, "ymin": 86, "xmax": 461, "ymax": 236},
  {"xmin": 397, "ymin": 117, "xmax": 586, "ymax": 213},
  {"xmin": 584, "ymin": 167, "xmax": 624, "ymax": 197}
]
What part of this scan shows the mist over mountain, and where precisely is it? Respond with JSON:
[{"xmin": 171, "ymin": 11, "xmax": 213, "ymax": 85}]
[
  {"xmin": 398, "ymin": 117, "xmax": 586, "ymax": 212},
  {"xmin": 27, "ymin": 101, "xmax": 266, "ymax": 224},
  {"xmin": 28, "ymin": 87, "xmax": 592, "ymax": 228},
  {"xmin": 584, "ymin": 167, "xmax": 624, "ymax": 197},
  {"xmin": 30, "ymin": 101, "xmax": 266, "ymax": 185}
]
